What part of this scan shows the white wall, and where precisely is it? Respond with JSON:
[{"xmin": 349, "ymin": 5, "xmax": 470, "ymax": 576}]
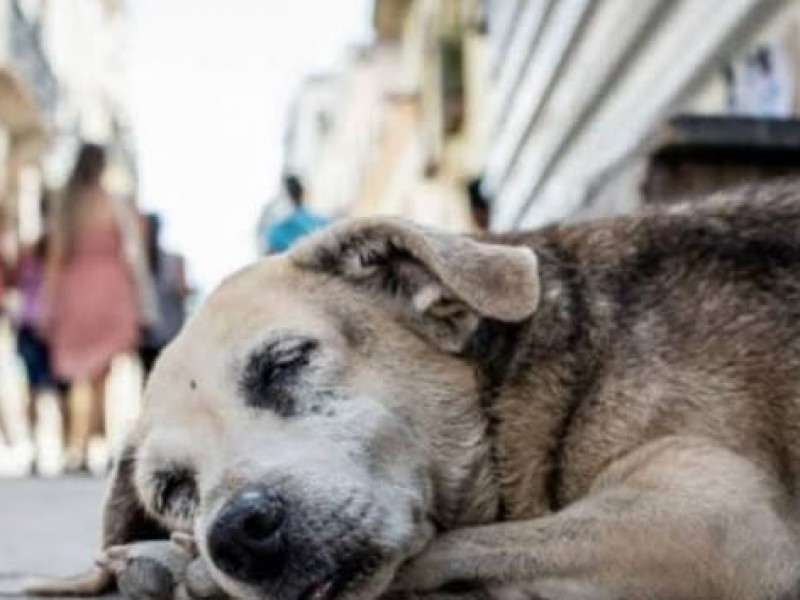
[{"xmin": 486, "ymin": 0, "xmax": 786, "ymax": 230}]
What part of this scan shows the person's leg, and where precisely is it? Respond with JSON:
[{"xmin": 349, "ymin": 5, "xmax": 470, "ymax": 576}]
[
  {"xmin": 89, "ymin": 375, "xmax": 106, "ymax": 439},
  {"xmin": 20, "ymin": 327, "xmax": 52, "ymax": 474},
  {"xmin": 56, "ymin": 381, "xmax": 70, "ymax": 452},
  {"xmin": 87, "ymin": 371, "xmax": 111, "ymax": 474},
  {"xmin": 26, "ymin": 386, "xmax": 40, "ymax": 475},
  {"xmin": 30, "ymin": 385, "xmax": 68, "ymax": 476},
  {"xmin": 3, "ymin": 324, "xmax": 35, "ymax": 474},
  {"xmin": 26, "ymin": 389, "xmax": 37, "ymax": 442},
  {"xmin": 64, "ymin": 380, "xmax": 91, "ymax": 472}
]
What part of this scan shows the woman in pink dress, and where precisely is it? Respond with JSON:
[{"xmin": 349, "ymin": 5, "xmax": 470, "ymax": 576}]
[{"xmin": 45, "ymin": 144, "xmax": 141, "ymax": 471}]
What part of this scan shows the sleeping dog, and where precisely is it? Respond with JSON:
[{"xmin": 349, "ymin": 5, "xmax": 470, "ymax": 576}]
[{"xmin": 28, "ymin": 181, "xmax": 800, "ymax": 599}]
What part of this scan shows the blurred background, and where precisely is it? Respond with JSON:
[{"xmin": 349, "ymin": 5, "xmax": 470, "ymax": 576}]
[{"xmin": 0, "ymin": 0, "xmax": 800, "ymax": 480}]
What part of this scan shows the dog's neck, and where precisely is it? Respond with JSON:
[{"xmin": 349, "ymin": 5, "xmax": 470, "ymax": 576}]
[{"xmin": 464, "ymin": 239, "xmax": 610, "ymax": 521}]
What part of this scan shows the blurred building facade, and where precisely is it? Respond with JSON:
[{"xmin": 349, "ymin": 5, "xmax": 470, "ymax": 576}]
[
  {"xmin": 0, "ymin": 0, "xmax": 138, "ymax": 475},
  {"xmin": 0, "ymin": 0, "xmax": 134, "ymax": 252},
  {"xmin": 484, "ymin": 0, "xmax": 800, "ymax": 230},
  {"xmin": 273, "ymin": 0, "xmax": 800, "ymax": 241},
  {"xmin": 0, "ymin": 0, "xmax": 55, "ymax": 251},
  {"xmin": 278, "ymin": 0, "xmax": 489, "ymax": 232}
]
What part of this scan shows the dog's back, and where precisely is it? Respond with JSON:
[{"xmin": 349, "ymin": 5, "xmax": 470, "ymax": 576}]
[{"xmin": 486, "ymin": 181, "xmax": 800, "ymax": 515}]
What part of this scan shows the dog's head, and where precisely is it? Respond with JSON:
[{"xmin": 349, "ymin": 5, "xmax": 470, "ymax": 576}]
[{"xmin": 112, "ymin": 218, "xmax": 539, "ymax": 600}]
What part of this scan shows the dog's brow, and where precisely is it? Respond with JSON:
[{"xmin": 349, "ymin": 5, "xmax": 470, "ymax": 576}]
[
  {"xmin": 327, "ymin": 307, "xmax": 370, "ymax": 347},
  {"xmin": 247, "ymin": 334, "xmax": 315, "ymax": 362}
]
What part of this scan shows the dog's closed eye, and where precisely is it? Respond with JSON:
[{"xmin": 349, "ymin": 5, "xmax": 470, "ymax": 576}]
[{"xmin": 239, "ymin": 337, "xmax": 318, "ymax": 416}]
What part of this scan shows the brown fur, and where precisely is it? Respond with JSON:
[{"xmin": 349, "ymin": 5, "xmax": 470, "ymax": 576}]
[{"xmin": 395, "ymin": 183, "xmax": 800, "ymax": 599}]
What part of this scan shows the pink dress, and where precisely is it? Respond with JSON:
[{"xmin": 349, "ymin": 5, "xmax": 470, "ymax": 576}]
[{"xmin": 51, "ymin": 222, "xmax": 138, "ymax": 380}]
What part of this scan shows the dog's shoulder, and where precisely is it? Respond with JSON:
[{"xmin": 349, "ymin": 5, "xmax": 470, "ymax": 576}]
[{"xmin": 483, "ymin": 181, "xmax": 800, "ymax": 514}]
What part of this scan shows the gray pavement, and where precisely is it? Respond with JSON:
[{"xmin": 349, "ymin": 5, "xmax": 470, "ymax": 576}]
[{"xmin": 0, "ymin": 477, "xmax": 107, "ymax": 597}]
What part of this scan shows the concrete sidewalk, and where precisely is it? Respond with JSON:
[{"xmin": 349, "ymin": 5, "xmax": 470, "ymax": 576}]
[{"xmin": 0, "ymin": 477, "xmax": 107, "ymax": 597}]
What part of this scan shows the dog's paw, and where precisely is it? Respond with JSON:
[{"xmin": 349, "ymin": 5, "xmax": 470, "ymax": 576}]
[
  {"xmin": 180, "ymin": 555, "xmax": 227, "ymax": 600},
  {"xmin": 98, "ymin": 534, "xmax": 196, "ymax": 600}
]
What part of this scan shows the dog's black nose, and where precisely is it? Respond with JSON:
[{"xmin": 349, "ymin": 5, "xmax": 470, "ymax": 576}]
[{"xmin": 208, "ymin": 485, "xmax": 287, "ymax": 583}]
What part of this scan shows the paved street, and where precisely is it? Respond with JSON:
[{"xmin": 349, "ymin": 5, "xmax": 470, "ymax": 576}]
[{"xmin": 0, "ymin": 477, "xmax": 107, "ymax": 597}]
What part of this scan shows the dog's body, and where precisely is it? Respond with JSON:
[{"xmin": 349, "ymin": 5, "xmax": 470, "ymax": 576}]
[
  {"xmin": 28, "ymin": 182, "xmax": 800, "ymax": 600},
  {"xmin": 486, "ymin": 186, "xmax": 800, "ymax": 518},
  {"xmin": 398, "ymin": 186, "xmax": 800, "ymax": 599}
]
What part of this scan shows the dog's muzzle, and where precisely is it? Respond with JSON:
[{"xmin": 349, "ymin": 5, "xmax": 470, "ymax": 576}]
[
  {"xmin": 204, "ymin": 479, "xmax": 401, "ymax": 600},
  {"xmin": 208, "ymin": 484, "xmax": 288, "ymax": 584}
]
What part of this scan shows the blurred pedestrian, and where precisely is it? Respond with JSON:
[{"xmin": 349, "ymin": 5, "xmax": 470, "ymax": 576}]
[
  {"xmin": 138, "ymin": 213, "xmax": 189, "ymax": 375},
  {"xmin": 0, "ymin": 207, "xmax": 12, "ymax": 453},
  {"xmin": 264, "ymin": 175, "xmax": 329, "ymax": 253},
  {"xmin": 44, "ymin": 143, "xmax": 154, "ymax": 473},
  {"xmin": 467, "ymin": 177, "xmax": 490, "ymax": 232},
  {"xmin": 14, "ymin": 192, "xmax": 67, "ymax": 473}
]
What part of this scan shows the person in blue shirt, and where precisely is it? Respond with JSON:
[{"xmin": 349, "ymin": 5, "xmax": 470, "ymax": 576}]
[{"xmin": 266, "ymin": 175, "xmax": 330, "ymax": 253}]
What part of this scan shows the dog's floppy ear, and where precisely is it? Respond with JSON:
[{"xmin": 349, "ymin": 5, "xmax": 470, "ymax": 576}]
[
  {"xmin": 291, "ymin": 218, "xmax": 539, "ymax": 351},
  {"xmin": 24, "ymin": 442, "xmax": 168, "ymax": 597}
]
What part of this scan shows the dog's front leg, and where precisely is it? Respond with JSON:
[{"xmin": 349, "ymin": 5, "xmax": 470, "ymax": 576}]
[
  {"xmin": 392, "ymin": 508, "xmax": 632, "ymax": 600},
  {"xmin": 394, "ymin": 437, "xmax": 800, "ymax": 600},
  {"xmin": 99, "ymin": 534, "xmax": 227, "ymax": 600}
]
